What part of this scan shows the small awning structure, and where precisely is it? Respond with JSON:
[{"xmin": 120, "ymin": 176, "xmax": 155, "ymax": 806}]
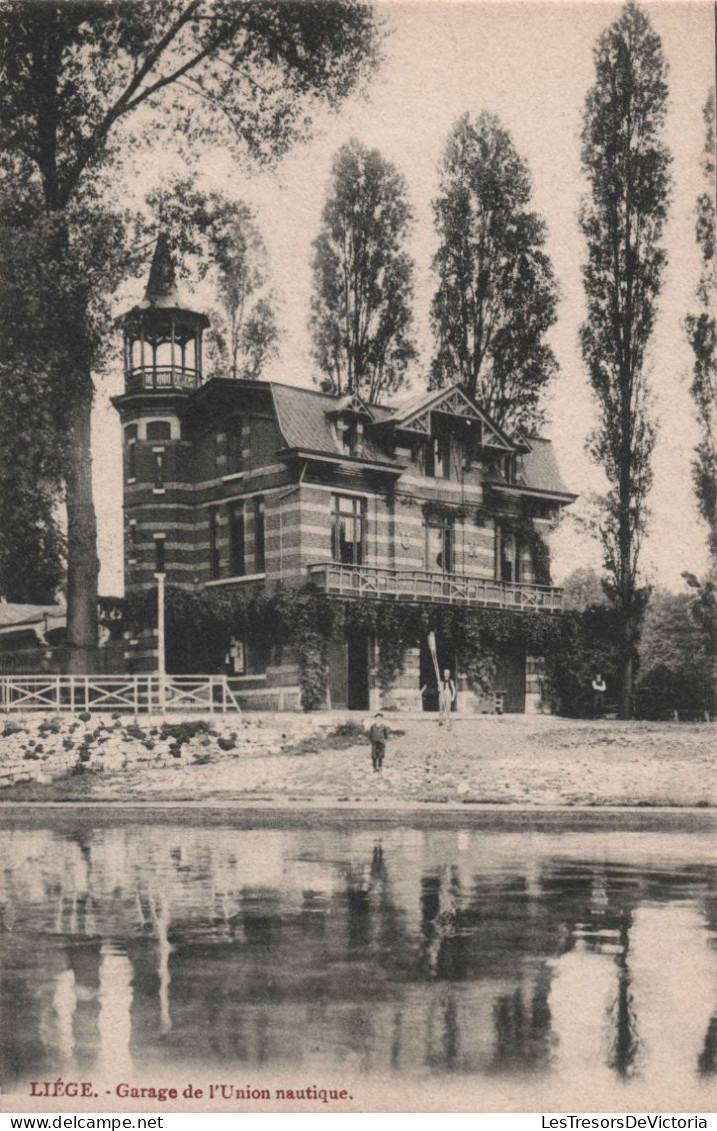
[{"xmin": 0, "ymin": 601, "xmax": 66, "ymax": 642}]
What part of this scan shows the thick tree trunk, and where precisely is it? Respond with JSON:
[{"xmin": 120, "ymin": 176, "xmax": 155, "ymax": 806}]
[
  {"xmin": 64, "ymin": 383, "xmax": 99, "ymax": 674},
  {"xmin": 619, "ymin": 618, "xmax": 634, "ymax": 720}
]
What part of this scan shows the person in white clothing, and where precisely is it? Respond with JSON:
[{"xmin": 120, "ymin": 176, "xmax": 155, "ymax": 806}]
[{"xmin": 439, "ymin": 669, "xmax": 457, "ymax": 729}]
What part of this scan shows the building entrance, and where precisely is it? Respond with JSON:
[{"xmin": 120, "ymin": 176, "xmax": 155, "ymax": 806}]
[{"xmin": 328, "ymin": 630, "xmax": 370, "ymax": 711}]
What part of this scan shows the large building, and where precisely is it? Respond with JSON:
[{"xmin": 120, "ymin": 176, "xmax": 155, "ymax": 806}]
[{"xmin": 113, "ymin": 237, "xmax": 575, "ymax": 712}]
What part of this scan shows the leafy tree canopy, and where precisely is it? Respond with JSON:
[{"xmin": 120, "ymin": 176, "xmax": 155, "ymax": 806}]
[
  {"xmin": 0, "ymin": 0, "xmax": 382, "ymax": 207},
  {"xmin": 562, "ymin": 567, "xmax": 610, "ymax": 611},
  {"xmin": 685, "ymin": 88, "xmax": 716, "ymax": 566},
  {"xmin": 0, "ymin": 0, "xmax": 381, "ymax": 664},
  {"xmin": 430, "ymin": 111, "xmax": 559, "ymax": 433}
]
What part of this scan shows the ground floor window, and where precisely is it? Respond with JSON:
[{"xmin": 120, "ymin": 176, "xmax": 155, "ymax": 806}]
[
  {"xmin": 225, "ymin": 635, "xmax": 270, "ymax": 677},
  {"xmin": 209, "ymin": 508, "xmax": 220, "ymax": 579},
  {"xmin": 229, "ymin": 502, "xmax": 246, "ymax": 576},
  {"xmin": 254, "ymin": 496, "xmax": 265, "ymax": 573}
]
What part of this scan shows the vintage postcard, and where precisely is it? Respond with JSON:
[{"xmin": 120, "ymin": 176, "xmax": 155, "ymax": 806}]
[{"xmin": 0, "ymin": 0, "xmax": 715, "ymax": 1117}]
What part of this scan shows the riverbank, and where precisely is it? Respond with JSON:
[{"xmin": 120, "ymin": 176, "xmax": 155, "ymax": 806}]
[{"xmin": 0, "ymin": 712, "xmax": 714, "ymax": 807}]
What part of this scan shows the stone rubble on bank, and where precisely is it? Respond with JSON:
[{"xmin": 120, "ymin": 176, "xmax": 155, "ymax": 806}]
[{"xmin": 0, "ymin": 712, "xmax": 334, "ymax": 791}]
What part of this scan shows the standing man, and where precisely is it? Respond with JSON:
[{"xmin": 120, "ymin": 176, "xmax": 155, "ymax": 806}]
[
  {"xmin": 591, "ymin": 673, "xmax": 607, "ymax": 718},
  {"xmin": 439, "ymin": 669, "xmax": 457, "ymax": 729},
  {"xmin": 368, "ymin": 712, "xmax": 390, "ymax": 772}
]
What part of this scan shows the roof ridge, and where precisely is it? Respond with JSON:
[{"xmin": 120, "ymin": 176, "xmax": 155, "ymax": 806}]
[{"xmin": 263, "ymin": 378, "xmax": 390, "ymax": 410}]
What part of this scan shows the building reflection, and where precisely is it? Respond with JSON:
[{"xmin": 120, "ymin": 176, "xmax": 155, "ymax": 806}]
[{"xmin": 0, "ymin": 825, "xmax": 715, "ymax": 1089}]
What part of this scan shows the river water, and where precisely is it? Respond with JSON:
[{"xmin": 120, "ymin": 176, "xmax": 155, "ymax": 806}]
[{"xmin": 1, "ymin": 817, "xmax": 715, "ymax": 1110}]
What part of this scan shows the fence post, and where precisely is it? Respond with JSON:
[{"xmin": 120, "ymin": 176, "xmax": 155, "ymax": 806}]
[
  {"xmin": 70, "ymin": 675, "xmax": 75, "ymax": 713},
  {"xmin": 84, "ymin": 676, "xmax": 89, "ymax": 712},
  {"xmin": 133, "ymin": 677, "xmax": 138, "ymax": 716}
]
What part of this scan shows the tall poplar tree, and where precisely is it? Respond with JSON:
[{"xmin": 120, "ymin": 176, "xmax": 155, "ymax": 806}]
[
  {"xmin": 310, "ymin": 138, "xmax": 417, "ymax": 403},
  {"xmin": 580, "ymin": 2, "xmax": 671, "ymax": 718},
  {"xmin": 430, "ymin": 112, "xmax": 558, "ymax": 433},
  {"xmin": 685, "ymin": 89, "xmax": 716, "ymax": 567},
  {"xmin": 0, "ymin": 0, "xmax": 379, "ymax": 669}
]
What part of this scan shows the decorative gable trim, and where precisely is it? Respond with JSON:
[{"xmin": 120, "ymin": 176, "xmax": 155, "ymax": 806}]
[
  {"xmin": 329, "ymin": 392, "xmax": 375, "ymax": 421},
  {"xmin": 391, "ymin": 385, "xmax": 514, "ymax": 451}
]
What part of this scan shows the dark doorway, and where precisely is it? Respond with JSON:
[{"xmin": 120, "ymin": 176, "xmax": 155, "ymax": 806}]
[
  {"xmin": 347, "ymin": 630, "xmax": 370, "ymax": 710},
  {"xmin": 494, "ymin": 644, "xmax": 527, "ymax": 713},
  {"xmin": 328, "ymin": 631, "xmax": 370, "ymax": 711},
  {"xmin": 419, "ymin": 635, "xmax": 456, "ymax": 712}
]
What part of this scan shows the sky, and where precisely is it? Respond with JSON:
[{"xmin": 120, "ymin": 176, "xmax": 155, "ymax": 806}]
[{"xmin": 91, "ymin": 0, "xmax": 715, "ymax": 596}]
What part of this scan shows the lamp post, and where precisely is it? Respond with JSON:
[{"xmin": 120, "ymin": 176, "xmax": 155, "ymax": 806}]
[{"xmin": 155, "ymin": 572, "xmax": 166, "ymax": 715}]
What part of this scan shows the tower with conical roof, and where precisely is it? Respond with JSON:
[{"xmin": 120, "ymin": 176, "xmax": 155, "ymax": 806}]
[
  {"xmin": 112, "ymin": 235, "xmax": 211, "ymax": 664},
  {"xmin": 120, "ymin": 232, "xmax": 209, "ymax": 393}
]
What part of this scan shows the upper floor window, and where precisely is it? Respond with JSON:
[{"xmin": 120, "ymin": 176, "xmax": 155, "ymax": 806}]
[
  {"xmin": 125, "ymin": 424, "xmax": 138, "ymax": 481},
  {"xmin": 425, "ymin": 518, "xmax": 454, "ymax": 574},
  {"xmin": 147, "ymin": 420, "xmax": 171, "ymax": 442},
  {"xmin": 254, "ymin": 497, "xmax": 266, "ymax": 573},
  {"xmin": 153, "ymin": 449, "xmax": 165, "ymax": 490},
  {"xmin": 498, "ymin": 528, "xmax": 520, "ymax": 583},
  {"xmin": 340, "ymin": 419, "xmax": 362, "ymax": 457},
  {"xmin": 154, "ymin": 535, "xmax": 166, "ymax": 575},
  {"xmin": 424, "ymin": 436, "xmax": 451, "ymax": 479},
  {"xmin": 229, "ymin": 502, "xmax": 246, "ymax": 577},
  {"xmin": 331, "ymin": 495, "xmax": 365, "ymax": 566},
  {"xmin": 226, "ymin": 416, "xmax": 243, "ymax": 475},
  {"xmin": 209, "ymin": 508, "xmax": 220, "ymax": 579}
]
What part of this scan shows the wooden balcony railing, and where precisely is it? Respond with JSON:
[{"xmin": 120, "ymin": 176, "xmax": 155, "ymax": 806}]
[
  {"xmin": 126, "ymin": 365, "xmax": 200, "ymax": 392},
  {"xmin": 308, "ymin": 562, "xmax": 564, "ymax": 612}
]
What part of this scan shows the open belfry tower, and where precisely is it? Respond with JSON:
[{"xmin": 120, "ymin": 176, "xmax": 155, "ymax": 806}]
[{"xmin": 113, "ymin": 233, "xmax": 210, "ymax": 670}]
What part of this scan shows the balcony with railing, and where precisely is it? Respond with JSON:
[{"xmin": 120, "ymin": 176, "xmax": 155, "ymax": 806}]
[
  {"xmin": 308, "ymin": 562, "xmax": 564, "ymax": 612},
  {"xmin": 126, "ymin": 365, "xmax": 201, "ymax": 392}
]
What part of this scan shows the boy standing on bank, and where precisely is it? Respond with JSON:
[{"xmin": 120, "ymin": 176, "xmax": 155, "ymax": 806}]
[{"xmin": 368, "ymin": 712, "xmax": 390, "ymax": 772}]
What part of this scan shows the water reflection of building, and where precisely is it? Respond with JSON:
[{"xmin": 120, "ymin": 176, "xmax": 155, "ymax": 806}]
[{"xmin": 1, "ymin": 826, "xmax": 715, "ymax": 1088}]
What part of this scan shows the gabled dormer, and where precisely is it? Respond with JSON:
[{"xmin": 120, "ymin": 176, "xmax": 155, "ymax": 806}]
[
  {"xmin": 377, "ymin": 383, "xmax": 515, "ymax": 480},
  {"xmin": 328, "ymin": 392, "xmax": 375, "ymax": 458}
]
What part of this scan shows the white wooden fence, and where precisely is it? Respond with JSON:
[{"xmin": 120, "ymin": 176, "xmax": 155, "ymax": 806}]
[{"xmin": 0, "ymin": 675, "xmax": 241, "ymax": 714}]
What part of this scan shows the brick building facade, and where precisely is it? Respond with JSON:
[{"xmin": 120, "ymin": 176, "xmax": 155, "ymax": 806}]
[{"xmin": 113, "ymin": 238, "xmax": 575, "ymax": 712}]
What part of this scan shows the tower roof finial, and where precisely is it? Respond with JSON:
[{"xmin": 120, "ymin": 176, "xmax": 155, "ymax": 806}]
[{"xmin": 144, "ymin": 231, "xmax": 180, "ymax": 307}]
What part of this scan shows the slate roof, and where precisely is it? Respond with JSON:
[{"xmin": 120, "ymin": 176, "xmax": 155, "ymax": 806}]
[
  {"xmin": 270, "ymin": 383, "xmax": 399, "ymax": 466},
  {"xmin": 222, "ymin": 379, "xmax": 574, "ymax": 499},
  {"xmin": 521, "ymin": 437, "xmax": 574, "ymax": 497}
]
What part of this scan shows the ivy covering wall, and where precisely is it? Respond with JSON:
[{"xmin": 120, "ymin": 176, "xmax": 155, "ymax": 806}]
[{"xmin": 124, "ymin": 583, "xmax": 563, "ymax": 711}]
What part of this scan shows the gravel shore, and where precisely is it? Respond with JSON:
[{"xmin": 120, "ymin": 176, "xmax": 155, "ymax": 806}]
[{"xmin": 0, "ymin": 712, "xmax": 714, "ymax": 807}]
